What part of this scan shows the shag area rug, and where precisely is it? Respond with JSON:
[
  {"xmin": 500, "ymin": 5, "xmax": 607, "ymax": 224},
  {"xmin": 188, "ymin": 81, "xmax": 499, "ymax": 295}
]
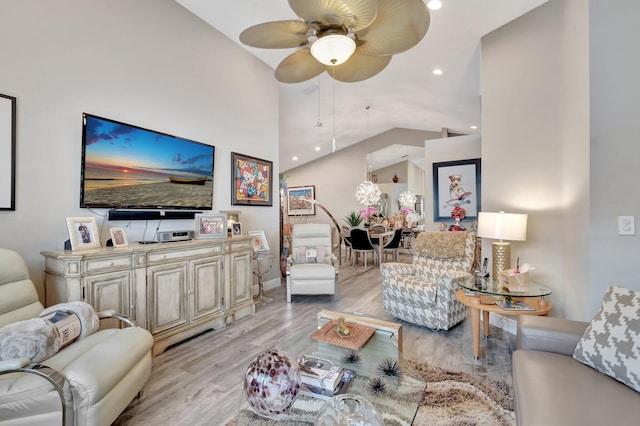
[
  {"xmin": 409, "ymin": 360, "xmax": 515, "ymax": 426},
  {"xmin": 231, "ymin": 360, "xmax": 515, "ymax": 426}
]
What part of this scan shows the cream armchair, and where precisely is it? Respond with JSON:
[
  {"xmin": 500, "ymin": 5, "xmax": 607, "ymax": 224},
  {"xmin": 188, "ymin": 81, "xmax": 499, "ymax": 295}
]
[
  {"xmin": 380, "ymin": 231, "xmax": 476, "ymax": 330},
  {"xmin": 0, "ymin": 248, "xmax": 153, "ymax": 426},
  {"xmin": 286, "ymin": 223, "xmax": 338, "ymax": 303}
]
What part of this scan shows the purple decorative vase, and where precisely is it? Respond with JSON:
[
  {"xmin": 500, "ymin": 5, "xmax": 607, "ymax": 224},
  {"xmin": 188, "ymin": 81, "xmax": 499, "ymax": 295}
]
[{"xmin": 244, "ymin": 350, "xmax": 301, "ymax": 418}]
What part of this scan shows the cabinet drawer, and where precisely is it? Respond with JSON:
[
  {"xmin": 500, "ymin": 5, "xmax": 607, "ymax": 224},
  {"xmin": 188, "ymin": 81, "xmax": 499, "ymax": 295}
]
[
  {"xmin": 84, "ymin": 255, "xmax": 133, "ymax": 273},
  {"xmin": 147, "ymin": 245, "xmax": 222, "ymax": 264},
  {"xmin": 229, "ymin": 239, "xmax": 252, "ymax": 252}
]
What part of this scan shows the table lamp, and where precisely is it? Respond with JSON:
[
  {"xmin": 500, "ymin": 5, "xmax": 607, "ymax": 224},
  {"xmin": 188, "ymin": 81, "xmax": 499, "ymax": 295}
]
[{"xmin": 477, "ymin": 211, "xmax": 528, "ymax": 282}]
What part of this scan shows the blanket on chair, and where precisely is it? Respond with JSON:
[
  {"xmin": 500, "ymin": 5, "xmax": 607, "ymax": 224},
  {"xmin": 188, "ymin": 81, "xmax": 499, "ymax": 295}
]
[{"xmin": 0, "ymin": 301, "xmax": 99, "ymax": 363}]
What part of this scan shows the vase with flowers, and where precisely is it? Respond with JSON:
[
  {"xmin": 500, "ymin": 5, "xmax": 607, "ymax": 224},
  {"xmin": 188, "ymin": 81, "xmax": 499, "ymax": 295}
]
[{"xmin": 359, "ymin": 206, "xmax": 378, "ymax": 227}]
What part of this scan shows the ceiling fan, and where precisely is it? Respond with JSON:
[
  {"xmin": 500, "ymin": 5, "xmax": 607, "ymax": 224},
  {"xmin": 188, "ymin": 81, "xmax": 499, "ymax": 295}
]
[{"xmin": 239, "ymin": 0, "xmax": 431, "ymax": 83}]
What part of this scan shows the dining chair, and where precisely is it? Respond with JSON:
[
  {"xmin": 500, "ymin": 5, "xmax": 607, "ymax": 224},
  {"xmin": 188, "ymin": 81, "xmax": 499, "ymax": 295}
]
[
  {"xmin": 382, "ymin": 228, "xmax": 404, "ymax": 262},
  {"xmin": 349, "ymin": 228, "xmax": 378, "ymax": 268}
]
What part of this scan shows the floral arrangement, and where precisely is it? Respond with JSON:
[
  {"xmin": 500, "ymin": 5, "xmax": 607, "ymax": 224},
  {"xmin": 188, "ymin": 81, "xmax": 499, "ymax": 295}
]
[
  {"xmin": 399, "ymin": 208, "xmax": 414, "ymax": 215},
  {"xmin": 359, "ymin": 206, "xmax": 378, "ymax": 219}
]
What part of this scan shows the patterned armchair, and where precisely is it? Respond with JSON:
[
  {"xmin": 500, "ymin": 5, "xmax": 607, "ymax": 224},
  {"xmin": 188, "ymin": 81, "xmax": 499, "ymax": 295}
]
[{"xmin": 381, "ymin": 231, "xmax": 476, "ymax": 330}]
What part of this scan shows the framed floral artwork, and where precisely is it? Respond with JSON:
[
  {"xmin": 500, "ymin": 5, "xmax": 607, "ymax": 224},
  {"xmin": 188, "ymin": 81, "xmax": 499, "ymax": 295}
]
[{"xmin": 231, "ymin": 152, "xmax": 273, "ymax": 206}]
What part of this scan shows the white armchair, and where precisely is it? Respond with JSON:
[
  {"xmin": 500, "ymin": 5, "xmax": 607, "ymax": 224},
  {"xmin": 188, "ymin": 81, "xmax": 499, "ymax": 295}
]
[
  {"xmin": 381, "ymin": 231, "xmax": 476, "ymax": 330},
  {"xmin": 286, "ymin": 223, "xmax": 338, "ymax": 303},
  {"xmin": 0, "ymin": 248, "xmax": 153, "ymax": 426}
]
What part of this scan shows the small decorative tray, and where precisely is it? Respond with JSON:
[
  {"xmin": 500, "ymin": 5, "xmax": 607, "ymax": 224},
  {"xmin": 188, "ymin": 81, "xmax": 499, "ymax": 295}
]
[{"xmin": 310, "ymin": 320, "xmax": 376, "ymax": 350}]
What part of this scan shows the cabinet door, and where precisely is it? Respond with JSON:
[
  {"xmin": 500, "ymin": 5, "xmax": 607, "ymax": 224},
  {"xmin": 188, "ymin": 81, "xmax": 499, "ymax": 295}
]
[
  {"xmin": 83, "ymin": 271, "xmax": 131, "ymax": 314},
  {"xmin": 83, "ymin": 270, "xmax": 132, "ymax": 328},
  {"xmin": 190, "ymin": 256, "xmax": 224, "ymax": 322},
  {"xmin": 229, "ymin": 251, "xmax": 252, "ymax": 306},
  {"xmin": 147, "ymin": 262, "xmax": 188, "ymax": 335}
]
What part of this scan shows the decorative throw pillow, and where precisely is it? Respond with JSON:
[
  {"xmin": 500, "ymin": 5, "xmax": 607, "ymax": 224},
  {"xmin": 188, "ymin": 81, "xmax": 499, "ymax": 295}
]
[
  {"xmin": 292, "ymin": 246, "xmax": 326, "ymax": 264},
  {"xmin": 573, "ymin": 285, "xmax": 640, "ymax": 392}
]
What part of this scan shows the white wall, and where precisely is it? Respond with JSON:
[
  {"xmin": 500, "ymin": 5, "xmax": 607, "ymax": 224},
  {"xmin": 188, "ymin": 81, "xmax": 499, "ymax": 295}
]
[
  {"xmin": 589, "ymin": 0, "xmax": 640, "ymax": 314},
  {"xmin": 481, "ymin": 0, "xmax": 590, "ymax": 319},
  {"xmin": 424, "ymin": 134, "xmax": 481, "ymax": 231},
  {"xmin": 0, "ymin": 0, "xmax": 280, "ymax": 301}
]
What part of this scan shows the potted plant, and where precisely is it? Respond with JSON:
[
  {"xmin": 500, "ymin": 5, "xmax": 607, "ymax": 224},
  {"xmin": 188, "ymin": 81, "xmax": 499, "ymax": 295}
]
[{"xmin": 343, "ymin": 211, "xmax": 363, "ymax": 227}]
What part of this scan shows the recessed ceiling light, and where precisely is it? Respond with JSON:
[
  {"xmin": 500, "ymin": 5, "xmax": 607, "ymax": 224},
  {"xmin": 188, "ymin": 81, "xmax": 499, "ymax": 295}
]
[
  {"xmin": 292, "ymin": 156, "xmax": 298, "ymax": 161},
  {"xmin": 315, "ymin": 146, "xmax": 321, "ymax": 151},
  {"xmin": 432, "ymin": 68, "xmax": 443, "ymax": 76},
  {"xmin": 427, "ymin": 0, "xmax": 442, "ymax": 11},
  {"xmin": 470, "ymin": 125, "xmax": 478, "ymax": 130}
]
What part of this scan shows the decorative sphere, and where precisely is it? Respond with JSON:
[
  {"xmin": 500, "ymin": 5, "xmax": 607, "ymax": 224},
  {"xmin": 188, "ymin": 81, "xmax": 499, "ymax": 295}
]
[{"xmin": 244, "ymin": 350, "xmax": 301, "ymax": 417}]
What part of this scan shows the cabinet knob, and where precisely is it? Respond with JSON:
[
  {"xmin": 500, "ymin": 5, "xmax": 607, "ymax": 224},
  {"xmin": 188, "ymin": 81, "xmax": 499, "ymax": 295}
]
[{"xmin": 109, "ymin": 262, "xmax": 114, "ymax": 266}]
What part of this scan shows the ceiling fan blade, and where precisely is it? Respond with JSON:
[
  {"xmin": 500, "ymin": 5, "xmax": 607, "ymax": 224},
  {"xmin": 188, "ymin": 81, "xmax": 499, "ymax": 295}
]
[
  {"xmin": 357, "ymin": 0, "xmax": 430, "ymax": 56},
  {"xmin": 239, "ymin": 20, "xmax": 310, "ymax": 49},
  {"xmin": 288, "ymin": 0, "xmax": 377, "ymax": 31},
  {"xmin": 275, "ymin": 49, "xmax": 326, "ymax": 83},
  {"xmin": 331, "ymin": 51, "xmax": 391, "ymax": 82}
]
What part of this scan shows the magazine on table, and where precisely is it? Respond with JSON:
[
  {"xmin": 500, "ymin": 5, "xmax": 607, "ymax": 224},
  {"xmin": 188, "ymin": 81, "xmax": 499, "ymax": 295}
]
[
  {"xmin": 496, "ymin": 299, "xmax": 535, "ymax": 311},
  {"xmin": 298, "ymin": 354, "xmax": 355, "ymax": 400},
  {"xmin": 299, "ymin": 368, "xmax": 355, "ymax": 400}
]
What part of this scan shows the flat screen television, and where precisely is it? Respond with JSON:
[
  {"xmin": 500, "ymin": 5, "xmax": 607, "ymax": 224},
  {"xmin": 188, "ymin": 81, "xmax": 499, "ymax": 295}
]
[{"xmin": 80, "ymin": 113, "xmax": 215, "ymax": 210}]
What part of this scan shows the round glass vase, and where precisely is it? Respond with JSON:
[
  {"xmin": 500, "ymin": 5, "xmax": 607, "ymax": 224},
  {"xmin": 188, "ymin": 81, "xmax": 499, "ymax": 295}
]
[{"xmin": 314, "ymin": 394, "xmax": 384, "ymax": 426}]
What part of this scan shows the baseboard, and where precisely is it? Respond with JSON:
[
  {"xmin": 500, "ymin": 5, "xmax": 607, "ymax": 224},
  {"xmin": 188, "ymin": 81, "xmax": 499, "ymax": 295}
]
[
  {"xmin": 253, "ymin": 278, "xmax": 281, "ymax": 295},
  {"xmin": 489, "ymin": 313, "xmax": 517, "ymax": 335}
]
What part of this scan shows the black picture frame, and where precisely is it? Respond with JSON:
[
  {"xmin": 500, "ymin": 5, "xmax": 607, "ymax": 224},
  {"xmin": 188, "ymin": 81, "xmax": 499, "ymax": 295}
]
[
  {"xmin": 231, "ymin": 152, "xmax": 273, "ymax": 206},
  {"xmin": 432, "ymin": 158, "xmax": 481, "ymax": 222},
  {"xmin": 0, "ymin": 94, "xmax": 16, "ymax": 211}
]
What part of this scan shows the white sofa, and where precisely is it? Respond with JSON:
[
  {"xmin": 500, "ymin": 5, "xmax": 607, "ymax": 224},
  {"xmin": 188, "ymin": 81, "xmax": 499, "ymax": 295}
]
[{"xmin": 0, "ymin": 248, "xmax": 153, "ymax": 426}]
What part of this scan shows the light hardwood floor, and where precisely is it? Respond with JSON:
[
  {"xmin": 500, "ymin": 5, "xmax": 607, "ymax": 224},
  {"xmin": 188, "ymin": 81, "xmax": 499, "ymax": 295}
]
[{"xmin": 113, "ymin": 253, "xmax": 515, "ymax": 426}]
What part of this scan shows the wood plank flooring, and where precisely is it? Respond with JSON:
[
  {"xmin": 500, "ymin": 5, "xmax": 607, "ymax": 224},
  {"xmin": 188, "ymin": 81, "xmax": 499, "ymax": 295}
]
[{"xmin": 113, "ymin": 253, "xmax": 515, "ymax": 426}]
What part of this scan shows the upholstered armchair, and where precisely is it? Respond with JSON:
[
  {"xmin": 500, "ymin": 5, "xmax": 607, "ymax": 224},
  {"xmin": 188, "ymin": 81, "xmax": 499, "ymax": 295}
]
[
  {"xmin": 0, "ymin": 248, "xmax": 153, "ymax": 426},
  {"xmin": 286, "ymin": 223, "xmax": 338, "ymax": 303},
  {"xmin": 380, "ymin": 231, "xmax": 476, "ymax": 330}
]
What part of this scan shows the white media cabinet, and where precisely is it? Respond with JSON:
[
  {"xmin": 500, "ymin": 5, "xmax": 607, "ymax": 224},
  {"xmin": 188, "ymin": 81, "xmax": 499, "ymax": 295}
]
[{"xmin": 41, "ymin": 237, "xmax": 255, "ymax": 355}]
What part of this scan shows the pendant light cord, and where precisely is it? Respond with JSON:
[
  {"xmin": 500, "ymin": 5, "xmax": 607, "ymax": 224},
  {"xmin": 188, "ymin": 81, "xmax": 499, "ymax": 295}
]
[{"xmin": 332, "ymin": 66, "xmax": 336, "ymax": 153}]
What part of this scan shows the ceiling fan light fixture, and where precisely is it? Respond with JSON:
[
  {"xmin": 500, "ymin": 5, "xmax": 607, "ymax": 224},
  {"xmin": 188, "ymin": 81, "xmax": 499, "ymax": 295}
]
[{"xmin": 310, "ymin": 34, "xmax": 356, "ymax": 66}]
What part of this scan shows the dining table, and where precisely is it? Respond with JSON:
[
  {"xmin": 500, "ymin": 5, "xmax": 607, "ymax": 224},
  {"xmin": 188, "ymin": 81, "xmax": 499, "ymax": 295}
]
[{"xmin": 368, "ymin": 230, "xmax": 394, "ymax": 265}]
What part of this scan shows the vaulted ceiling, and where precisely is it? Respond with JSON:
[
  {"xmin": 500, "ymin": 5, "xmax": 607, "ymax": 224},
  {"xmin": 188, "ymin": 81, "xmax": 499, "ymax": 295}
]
[{"xmin": 176, "ymin": 0, "xmax": 548, "ymax": 172}]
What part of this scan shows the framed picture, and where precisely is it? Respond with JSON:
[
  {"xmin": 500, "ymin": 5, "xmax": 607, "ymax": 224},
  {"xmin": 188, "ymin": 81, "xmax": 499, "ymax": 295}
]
[
  {"xmin": 231, "ymin": 222, "xmax": 243, "ymax": 237},
  {"xmin": 66, "ymin": 217, "xmax": 101, "ymax": 251},
  {"xmin": 433, "ymin": 158, "xmax": 481, "ymax": 222},
  {"xmin": 231, "ymin": 152, "xmax": 273, "ymax": 206},
  {"xmin": 287, "ymin": 185, "xmax": 316, "ymax": 216},
  {"xmin": 109, "ymin": 227, "xmax": 128, "ymax": 248},
  {"xmin": 195, "ymin": 213, "xmax": 228, "ymax": 239},
  {"xmin": 248, "ymin": 230, "xmax": 269, "ymax": 252},
  {"xmin": 0, "ymin": 94, "xmax": 16, "ymax": 211}
]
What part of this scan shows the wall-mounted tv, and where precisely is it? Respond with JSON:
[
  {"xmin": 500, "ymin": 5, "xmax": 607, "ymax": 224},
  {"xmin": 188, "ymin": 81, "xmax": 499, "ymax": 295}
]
[{"xmin": 81, "ymin": 113, "xmax": 215, "ymax": 210}]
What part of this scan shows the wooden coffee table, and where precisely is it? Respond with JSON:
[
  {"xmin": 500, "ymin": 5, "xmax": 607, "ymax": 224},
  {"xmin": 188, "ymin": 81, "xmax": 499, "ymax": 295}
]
[{"xmin": 455, "ymin": 282, "xmax": 552, "ymax": 359}]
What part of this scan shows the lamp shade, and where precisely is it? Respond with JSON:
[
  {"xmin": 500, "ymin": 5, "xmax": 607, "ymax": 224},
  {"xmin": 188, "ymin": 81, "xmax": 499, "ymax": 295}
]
[
  {"xmin": 310, "ymin": 34, "xmax": 356, "ymax": 66},
  {"xmin": 477, "ymin": 212, "xmax": 527, "ymax": 241}
]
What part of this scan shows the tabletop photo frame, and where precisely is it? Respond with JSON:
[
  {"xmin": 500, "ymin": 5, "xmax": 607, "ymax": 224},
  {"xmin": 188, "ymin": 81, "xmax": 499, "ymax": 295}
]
[
  {"xmin": 248, "ymin": 230, "xmax": 269, "ymax": 252},
  {"xmin": 66, "ymin": 217, "xmax": 101, "ymax": 251},
  {"xmin": 195, "ymin": 213, "xmax": 227, "ymax": 239},
  {"xmin": 109, "ymin": 227, "xmax": 129, "ymax": 248}
]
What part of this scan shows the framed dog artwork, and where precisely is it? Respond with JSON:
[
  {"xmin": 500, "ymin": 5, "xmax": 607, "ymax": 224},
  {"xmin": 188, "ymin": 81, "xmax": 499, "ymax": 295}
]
[{"xmin": 432, "ymin": 158, "xmax": 481, "ymax": 222}]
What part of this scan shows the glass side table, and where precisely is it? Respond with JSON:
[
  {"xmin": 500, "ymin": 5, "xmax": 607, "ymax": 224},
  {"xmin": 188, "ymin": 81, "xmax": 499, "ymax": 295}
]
[
  {"xmin": 253, "ymin": 251, "xmax": 273, "ymax": 305},
  {"xmin": 456, "ymin": 280, "xmax": 552, "ymax": 359}
]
